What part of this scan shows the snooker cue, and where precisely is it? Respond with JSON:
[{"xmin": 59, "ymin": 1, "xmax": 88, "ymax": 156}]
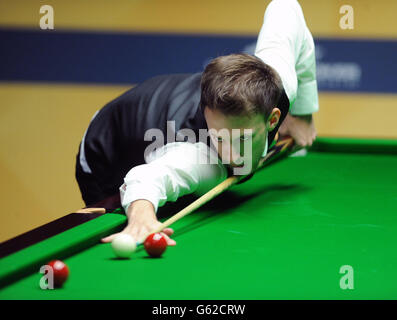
[{"xmin": 137, "ymin": 135, "xmax": 299, "ymax": 244}]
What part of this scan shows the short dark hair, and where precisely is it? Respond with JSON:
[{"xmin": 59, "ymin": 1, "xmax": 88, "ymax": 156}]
[{"xmin": 200, "ymin": 53, "xmax": 283, "ymax": 119}]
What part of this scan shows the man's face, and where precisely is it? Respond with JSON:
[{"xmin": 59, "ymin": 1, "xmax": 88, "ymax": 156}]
[{"xmin": 204, "ymin": 107, "xmax": 278, "ymax": 175}]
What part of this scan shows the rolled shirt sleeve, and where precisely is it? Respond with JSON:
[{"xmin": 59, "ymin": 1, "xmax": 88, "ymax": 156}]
[
  {"xmin": 255, "ymin": 0, "xmax": 319, "ymax": 115},
  {"xmin": 120, "ymin": 142, "xmax": 227, "ymax": 213}
]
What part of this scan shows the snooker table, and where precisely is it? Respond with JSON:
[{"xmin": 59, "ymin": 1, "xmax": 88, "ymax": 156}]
[{"xmin": 1, "ymin": 137, "xmax": 397, "ymax": 300}]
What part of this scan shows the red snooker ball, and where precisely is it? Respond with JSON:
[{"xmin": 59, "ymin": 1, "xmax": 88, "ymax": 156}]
[
  {"xmin": 48, "ymin": 260, "xmax": 69, "ymax": 287},
  {"xmin": 144, "ymin": 233, "xmax": 167, "ymax": 257}
]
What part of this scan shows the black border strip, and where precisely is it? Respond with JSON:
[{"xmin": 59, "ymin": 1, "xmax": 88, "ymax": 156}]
[
  {"xmin": 0, "ymin": 212, "xmax": 103, "ymax": 259},
  {"xmin": 0, "ymin": 194, "xmax": 122, "ymax": 258}
]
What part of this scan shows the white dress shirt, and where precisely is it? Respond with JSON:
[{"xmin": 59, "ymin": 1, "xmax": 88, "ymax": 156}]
[
  {"xmin": 255, "ymin": 0, "xmax": 319, "ymax": 115},
  {"xmin": 120, "ymin": 0, "xmax": 319, "ymax": 213},
  {"xmin": 120, "ymin": 142, "xmax": 227, "ymax": 212}
]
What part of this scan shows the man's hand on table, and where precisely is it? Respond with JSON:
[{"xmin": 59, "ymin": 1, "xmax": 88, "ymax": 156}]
[
  {"xmin": 278, "ymin": 113, "xmax": 317, "ymax": 148},
  {"xmin": 101, "ymin": 199, "xmax": 176, "ymax": 246}
]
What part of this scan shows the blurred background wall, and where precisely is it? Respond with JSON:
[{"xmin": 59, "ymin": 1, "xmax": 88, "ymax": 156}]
[{"xmin": 0, "ymin": 0, "xmax": 396, "ymax": 242}]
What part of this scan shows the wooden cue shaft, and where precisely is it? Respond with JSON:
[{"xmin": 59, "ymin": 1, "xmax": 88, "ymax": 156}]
[
  {"xmin": 136, "ymin": 176, "xmax": 239, "ymax": 244},
  {"xmin": 137, "ymin": 135, "xmax": 297, "ymax": 244},
  {"xmin": 148, "ymin": 175, "xmax": 240, "ymax": 235}
]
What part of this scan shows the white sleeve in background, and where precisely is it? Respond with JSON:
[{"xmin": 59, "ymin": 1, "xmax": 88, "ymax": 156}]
[
  {"xmin": 255, "ymin": 0, "xmax": 319, "ymax": 115},
  {"xmin": 119, "ymin": 142, "xmax": 227, "ymax": 213}
]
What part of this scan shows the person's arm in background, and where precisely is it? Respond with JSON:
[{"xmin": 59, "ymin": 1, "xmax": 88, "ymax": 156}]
[
  {"xmin": 255, "ymin": 0, "xmax": 319, "ymax": 147},
  {"xmin": 101, "ymin": 142, "xmax": 227, "ymax": 245}
]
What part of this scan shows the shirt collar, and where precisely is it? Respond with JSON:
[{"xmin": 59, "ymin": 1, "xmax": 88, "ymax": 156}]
[{"xmin": 261, "ymin": 130, "xmax": 269, "ymax": 157}]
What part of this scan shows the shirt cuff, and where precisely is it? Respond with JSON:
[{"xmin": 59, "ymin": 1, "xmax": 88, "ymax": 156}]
[
  {"xmin": 120, "ymin": 182, "xmax": 164, "ymax": 213},
  {"xmin": 290, "ymin": 79, "xmax": 319, "ymax": 115}
]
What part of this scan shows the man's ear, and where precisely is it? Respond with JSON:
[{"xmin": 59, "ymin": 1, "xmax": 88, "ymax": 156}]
[{"xmin": 266, "ymin": 107, "xmax": 281, "ymax": 131}]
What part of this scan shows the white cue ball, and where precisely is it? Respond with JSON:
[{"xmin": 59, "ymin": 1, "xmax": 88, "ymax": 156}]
[{"xmin": 111, "ymin": 234, "xmax": 137, "ymax": 258}]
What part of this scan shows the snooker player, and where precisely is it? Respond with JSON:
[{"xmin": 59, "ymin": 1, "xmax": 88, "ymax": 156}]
[{"xmin": 75, "ymin": 0, "xmax": 319, "ymax": 245}]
